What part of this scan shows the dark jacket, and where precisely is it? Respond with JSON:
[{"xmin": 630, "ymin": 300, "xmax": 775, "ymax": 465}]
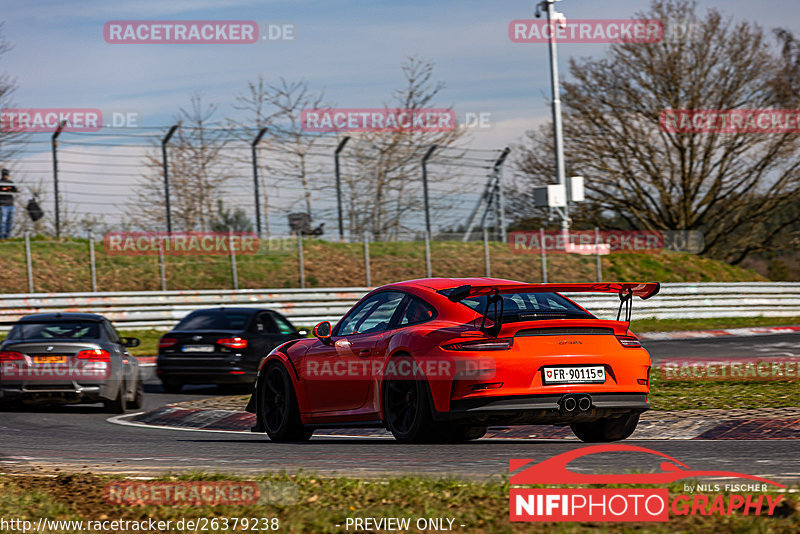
[{"xmin": 0, "ymin": 180, "xmax": 17, "ymax": 206}]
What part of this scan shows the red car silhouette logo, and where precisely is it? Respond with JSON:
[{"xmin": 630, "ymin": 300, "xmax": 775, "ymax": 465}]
[{"xmin": 510, "ymin": 444, "xmax": 786, "ymax": 487}]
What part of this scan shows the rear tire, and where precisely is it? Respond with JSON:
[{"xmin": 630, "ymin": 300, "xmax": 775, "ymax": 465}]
[
  {"xmin": 259, "ymin": 363, "xmax": 312, "ymax": 442},
  {"xmin": 128, "ymin": 378, "xmax": 144, "ymax": 410},
  {"xmin": 570, "ymin": 413, "xmax": 640, "ymax": 442},
  {"xmin": 104, "ymin": 380, "xmax": 127, "ymax": 414},
  {"xmin": 383, "ymin": 357, "xmax": 437, "ymax": 443},
  {"xmin": 160, "ymin": 379, "xmax": 183, "ymax": 394}
]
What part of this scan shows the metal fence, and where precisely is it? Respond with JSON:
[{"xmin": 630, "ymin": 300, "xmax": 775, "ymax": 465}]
[
  {"xmin": 1, "ymin": 283, "xmax": 798, "ymax": 331},
  {"xmin": 1, "ymin": 231, "xmax": 619, "ymax": 294}
]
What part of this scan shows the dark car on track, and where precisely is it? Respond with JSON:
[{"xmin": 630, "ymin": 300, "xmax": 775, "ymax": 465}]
[
  {"xmin": 156, "ymin": 307, "xmax": 306, "ymax": 393},
  {"xmin": 0, "ymin": 312, "xmax": 142, "ymax": 413}
]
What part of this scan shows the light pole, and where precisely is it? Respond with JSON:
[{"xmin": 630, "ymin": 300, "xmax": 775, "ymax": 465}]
[
  {"xmin": 51, "ymin": 120, "xmax": 67, "ymax": 238},
  {"xmin": 161, "ymin": 124, "xmax": 179, "ymax": 233},
  {"xmin": 251, "ymin": 127, "xmax": 268, "ymax": 237},
  {"xmin": 536, "ymin": 0, "xmax": 570, "ymax": 230},
  {"xmin": 334, "ymin": 136, "xmax": 350, "ymax": 242},
  {"xmin": 421, "ymin": 144, "xmax": 437, "ymax": 239}
]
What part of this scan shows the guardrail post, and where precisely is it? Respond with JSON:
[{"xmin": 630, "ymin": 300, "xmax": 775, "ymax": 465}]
[
  {"xmin": 229, "ymin": 231, "xmax": 239, "ymax": 291},
  {"xmin": 88, "ymin": 229, "xmax": 97, "ymax": 292},
  {"xmin": 158, "ymin": 238, "xmax": 167, "ymax": 291},
  {"xmin": 595, "ymin": 226, "xmax": 602, "ymax": 282},
  {"xmin": 540, "ymin": 227, "xmax": 548, "ymax": 283},
  {"xmin": 483, "ymin": 227, "xmax": 491, "ymax": 277},
  {"xmin": 424, "ymin": 230, "xmax": 432, "ymax": 278},
  {"xmin": 363, "ymin": 231, "xmax": 371, "ymax": 286},
  {"xmin": 24, "ymin": 231, "xmax": 34, "ymax": 293},
  {"xmin": 297, "ymin": 233, "xmax": 306, "ymax": 288}
]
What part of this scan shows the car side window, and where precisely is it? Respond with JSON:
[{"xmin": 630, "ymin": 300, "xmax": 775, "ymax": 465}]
[
  {"xmin": 270, "ymin": 313, "xmax": 296, "ymax": 335},
  {"xmin": 104, "ymin": 321, "xmax": 122, "ymax": 344},
  {"xmin": 337, "ymin": 292, "xmax": 405, "ymax": 336},
  {"xmin": 398, "ymin": 296, "xmax": 436, "ymax": 326},
  {"xmin": 255, "ymin": 313, "xmax": 279, "ymax": 334}
]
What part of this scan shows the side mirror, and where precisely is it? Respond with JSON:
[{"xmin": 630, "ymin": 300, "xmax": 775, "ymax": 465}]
[
  {"xmin": 313, "ymin": 321, "xmax": 332, "ymax": 342},
  {"xmin": 121, "ymin": 337, "xmax": 141, "ymax": 348}
]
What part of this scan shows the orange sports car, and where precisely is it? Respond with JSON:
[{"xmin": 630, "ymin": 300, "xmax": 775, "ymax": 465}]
[{"xmin": 247, "ymin": 278, "xmax": 659, "ymax": 443}]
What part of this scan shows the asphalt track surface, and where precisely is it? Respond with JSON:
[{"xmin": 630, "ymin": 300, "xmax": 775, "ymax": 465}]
[{"xmin": 1, "ymin": 334, "xmax": 798, "ymax": 482}]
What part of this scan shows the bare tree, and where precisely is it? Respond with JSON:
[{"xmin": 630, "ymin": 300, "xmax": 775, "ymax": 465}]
[
  {"xmin": 343, "ymin": 57, "xmax": 468, "ymax": 238},
  {"xmin": 511, "ymin": 0, "xmax": 800, "ymax": 263},
  {"xmin": 265, "ymin": 78, "xmax": 330, "ymax": 221},
  {"xmin": 131, "ymin": 94, "xmax": 232, "ymax": 231},
  {"xmin": 229, "ymin": 75, "xmax": 281, "ymax": 236},
  {"xmin": 0, "ymin": 23, "xmax": 26, "ymax": 164}
]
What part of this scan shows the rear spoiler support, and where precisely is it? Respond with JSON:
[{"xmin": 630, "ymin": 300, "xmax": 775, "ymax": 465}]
[
  {"xmin": 478, "ymin": 288, "xmax": 504, "ymax": 337},
  {"xmin": 617, "ymin": 288, "xmax": 633, "ymax": 322}
]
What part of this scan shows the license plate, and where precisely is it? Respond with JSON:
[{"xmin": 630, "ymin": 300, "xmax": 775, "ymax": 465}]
[
  {"xmin": 34, "ymin": 355, "xmax": 66, "ymax": 364},
  {"xmin": 182, "ymin": 345, "xmax": 215, "ymax": 353},
  {"xmin": 542, "ymin": 365, "xmax": 606, "ymax": 384}
]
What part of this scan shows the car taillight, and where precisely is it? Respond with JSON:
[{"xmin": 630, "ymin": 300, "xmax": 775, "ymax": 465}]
[
  {"xmin": 442, "ymin": 338, "xmax": 513, "ymax": 351},
  {"xmin": 158, "ymin": 337, "xmax": 178, "ymax": 348},
  {"xmin": 218, "ymin": 337, "xmax": 248, "ymax": 350},
  {"xmin": 0, "ymin": 350, "xmax": 24, "ymax": 361},
  {"xmin": 616, "ymin": 335, "xmax": 641, "ymax": 348},
  {"xmin": 76, "ymin": 349, "xmax": 111, "ymax": 361}
]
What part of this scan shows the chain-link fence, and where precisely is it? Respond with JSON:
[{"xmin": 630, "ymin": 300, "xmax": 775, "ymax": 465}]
[{"xmin": 3, "ymin": 230, "xmax": 692, "ymax": 293}]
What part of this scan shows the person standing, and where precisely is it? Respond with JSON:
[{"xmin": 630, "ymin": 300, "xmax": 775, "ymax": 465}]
[{"xmin": 0, "ymin": 168, "xmax": 18, "ymax": 239}]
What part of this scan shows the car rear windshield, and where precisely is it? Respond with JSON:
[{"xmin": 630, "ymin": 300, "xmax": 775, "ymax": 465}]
[
  {"xmin": 175, "ymin": 311, "xmax": 252, "ymax": 331},
  {"xmin": 7, "ymin": 321, "xmax": 101, "ymax": 340},
  {"xmin": 458, "ymin": 292, "xmax": 593, "ymax": 321}
]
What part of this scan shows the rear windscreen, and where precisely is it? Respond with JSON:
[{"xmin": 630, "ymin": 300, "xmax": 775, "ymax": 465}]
[
  {"xmin": 458, "ymin": 292, "xmax": 593, "ymax": 318},
  {"xmin": 7, "ymin": 321, "xmax": 101, "ymax": 340},
  {"xmin": 175, "ymin": 311, "xmax": 252, "ymax": 331}
]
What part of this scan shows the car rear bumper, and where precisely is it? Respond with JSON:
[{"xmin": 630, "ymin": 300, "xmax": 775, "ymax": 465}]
[
  {"xmin": 435, "ymin": 392, "xmax": 648, "ymax": 425},
  {"xmin": 156, "ymin": 367, "xmax": 256, "ymax": 384},
  {"xmin": 0, "ymin": 382, "xmax": 107, "ymax": 404}
]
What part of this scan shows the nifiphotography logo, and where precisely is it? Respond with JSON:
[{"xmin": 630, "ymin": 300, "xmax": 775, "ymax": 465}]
[{"xmin": 509, "ymin": 444, "xmax": 785, "ymax": 522}]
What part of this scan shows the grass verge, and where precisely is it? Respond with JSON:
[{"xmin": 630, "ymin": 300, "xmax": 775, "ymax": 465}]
[{"xmin": 0, "ymin": 472, "xmax": 796, "ymax": 533}]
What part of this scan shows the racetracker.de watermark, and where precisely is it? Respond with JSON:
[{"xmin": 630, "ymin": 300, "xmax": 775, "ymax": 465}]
[
  {"xmin": 509, "ymin": 19, "xmax": 663, "ymax": 43},
  {"xmin": 509, "ymin": 230, "xmax": 704, "ymax": 255},
  {"xmin": 1, "ymin": 359, "xmax": 111, "ymax": 381},
  {"xmin": 103, "ymin": 21, "xmax": 295, "ymax": 44},
  {"xmin": 104, "ymin": 232, "xmax": 259, "ymax": 256},
  {"xmin": 0, "ymin": 108, "xmax": 142, "ymax": 132},
  {"xmin": 104, "ymin": 480, "xmax": 298, "ymax": 506},
  {"xmin": 300, "ymin": 108, "xmax": 456, "ymax": 133},
  {"xmin": 656, "ymin": 357, "xmax": 800, "ymax": 381},
  {"xmin": 302, "ymin": 356, "xmax": 496, "ymax": 381},
  {"xmin": 660, "ymin": 109, "xmax": 800, "ymax": 134}
]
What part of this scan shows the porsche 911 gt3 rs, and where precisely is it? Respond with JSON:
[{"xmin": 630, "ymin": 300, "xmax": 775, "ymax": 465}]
[{"xmin": 246, "ymin": 278, "xmax": 659, "ymax": 443}]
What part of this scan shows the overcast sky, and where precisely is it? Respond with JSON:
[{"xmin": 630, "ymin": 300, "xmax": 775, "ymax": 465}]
[{"xmin": 1, "ymin": 0, "xmax": 798, "ymax": 233}]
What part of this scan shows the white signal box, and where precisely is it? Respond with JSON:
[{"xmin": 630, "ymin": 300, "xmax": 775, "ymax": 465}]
[
  {"xmin": 533, "ymin": 184, "xmax": 567, "ymax": 208},
  {"xmin": 569, "ymin": 176, "xmax": 585, "ymax": 202}
]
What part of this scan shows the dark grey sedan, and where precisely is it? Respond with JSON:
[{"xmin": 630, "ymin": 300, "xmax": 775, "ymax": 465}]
[{"xmin": 0, "ymin": 313, "xmax": 142, "ymax": 413}]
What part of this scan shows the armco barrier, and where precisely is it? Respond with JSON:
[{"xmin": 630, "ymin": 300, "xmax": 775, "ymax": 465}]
[{"xmin": 0, "ymin": 283, "xmax": 798, "ymax": 330}]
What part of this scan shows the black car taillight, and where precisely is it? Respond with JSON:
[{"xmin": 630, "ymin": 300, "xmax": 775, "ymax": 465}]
[
  {"xmin": 158, "ymin": 337, "xmax": 178, "ymax": 348},
  {"xmin": 218, "ymin": 337, "xmax": 248, "ymax": 350},
  {"xmin": 616, "ymin": 335, "xmax": 641, "ymax": 348},
  {"xmin": 442, "ymin": 338, "xmax": 513, "ymax": 351}
]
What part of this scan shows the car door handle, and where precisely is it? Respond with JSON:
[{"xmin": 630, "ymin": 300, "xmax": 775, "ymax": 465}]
[{"xmin": 358, "ymin": 349, "xmax": 371, "ymax": 357}]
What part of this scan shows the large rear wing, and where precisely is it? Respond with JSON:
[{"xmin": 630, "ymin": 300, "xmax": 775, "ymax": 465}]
[
  {"xmin": 442, "ymin": 282, "xmax": 660, "ymax": 302},
  {"xmin": 439, "ymin": 282, "xmax": 660, "ymax": 335}
]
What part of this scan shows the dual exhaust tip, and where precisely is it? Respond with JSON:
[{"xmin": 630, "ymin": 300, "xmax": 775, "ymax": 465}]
[{"xmin": 561, "ymin": 394, "xmax": 592, "ymax": 413}]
